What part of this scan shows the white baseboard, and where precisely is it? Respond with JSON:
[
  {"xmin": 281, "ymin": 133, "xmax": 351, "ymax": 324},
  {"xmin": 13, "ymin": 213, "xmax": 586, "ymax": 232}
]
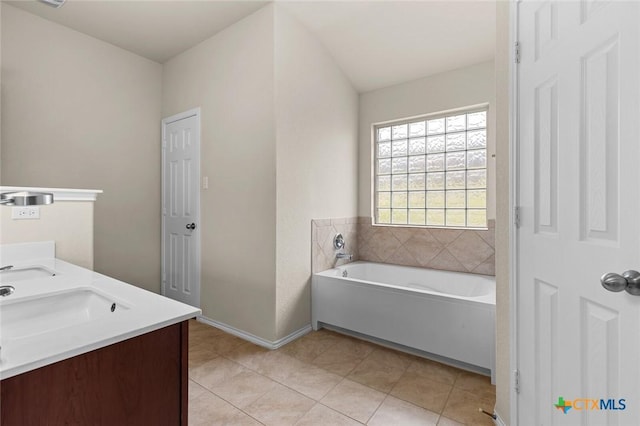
[
  {"xmin": 494, "ymin": 411, "xmax": 507, "ymax": 426},
  {"xmin": 196, "ymin": 315, "xmax": 312, "ymax": 350}
]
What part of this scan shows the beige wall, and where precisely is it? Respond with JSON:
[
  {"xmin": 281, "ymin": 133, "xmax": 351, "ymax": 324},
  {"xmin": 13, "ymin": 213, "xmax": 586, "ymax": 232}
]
[
  {"xmin": 1, "ymin": 4, "xmax": 163, "ymax": 292},
  {"xmin": 358, "ymin": 61, "xmax": 496, "ymax": 220},
  {"xmin": 273, "ymin": 7, "xmax": 359, "ymax": 340},
  {"xmin": 495, "ymin": 0, "xmax": 511, "ymax": 421},
  {"xmin": 162, "ymin": 5, "xmax": 277, "ymax": 340},
  {"xmin": 0, "ymin": 201, "xmax": 94, "ymax": 269}
]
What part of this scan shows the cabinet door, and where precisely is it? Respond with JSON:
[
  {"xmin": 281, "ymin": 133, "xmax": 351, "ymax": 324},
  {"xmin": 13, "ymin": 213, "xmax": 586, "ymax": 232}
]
[{"xmin": 1, "ymin": 322, "xmax": 188, "ymax": 426}]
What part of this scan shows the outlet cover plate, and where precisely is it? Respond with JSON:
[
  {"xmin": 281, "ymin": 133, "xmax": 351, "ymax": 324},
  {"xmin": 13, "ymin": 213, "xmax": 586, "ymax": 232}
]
[{"xmin": 11, "ymin": 206, "xmax": 40, "ymax": 220}]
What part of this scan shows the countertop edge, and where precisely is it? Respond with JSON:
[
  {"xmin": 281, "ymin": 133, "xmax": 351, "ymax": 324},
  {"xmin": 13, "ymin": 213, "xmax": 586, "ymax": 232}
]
[{"xmin": 0, "ymin": 312, "xmax": 199, "ymax": 380}]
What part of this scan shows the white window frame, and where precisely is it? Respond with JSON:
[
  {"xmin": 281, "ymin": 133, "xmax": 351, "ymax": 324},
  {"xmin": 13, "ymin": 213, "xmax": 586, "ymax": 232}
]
[{"xmin": 372, "ymin": 104, "xmax": 490, "ymax": 230}]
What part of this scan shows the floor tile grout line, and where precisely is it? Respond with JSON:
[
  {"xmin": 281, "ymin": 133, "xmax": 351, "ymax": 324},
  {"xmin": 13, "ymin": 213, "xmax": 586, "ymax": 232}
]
[
  {"xmin": 362, "ymin": 393, "xmax": 390, "ymax": 425},
  {"xmin": 439, "ymin": 381, "xmax": 458, "ymax": 417},
  {"xmin": 218, "ymin": 350, "xmax": 344, "ymax": 405},
  {"xmin": 316, "ymin": 401, "xmax": 367, "ymax": 425},
  {"xmin": 194, "ymin": 373, "xmax": 269, "ymax": 425},
  {"xmin": 193, "ymin": 358, "xmax": 317, "ymax": 426},
  {"xmin": 190, "ymin": 382, "xmax": 268, "ymax": 426}
]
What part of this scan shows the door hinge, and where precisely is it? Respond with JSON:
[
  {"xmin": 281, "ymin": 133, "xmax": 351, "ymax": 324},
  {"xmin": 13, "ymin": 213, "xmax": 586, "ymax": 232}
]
[
  {"xmin": 514, "ymin": 370, "xmax": 521, "ymax": 394},
  {"xmin": 515, "ymin": 41, "xmax": 521, "ymax": 64},
  {"xmin": 514, "ymin": 206, "xmax": 521, "ymax": 228},
  {"xmin": 162, "ymin": 138, "xmax": 167, "ymax": 149}
]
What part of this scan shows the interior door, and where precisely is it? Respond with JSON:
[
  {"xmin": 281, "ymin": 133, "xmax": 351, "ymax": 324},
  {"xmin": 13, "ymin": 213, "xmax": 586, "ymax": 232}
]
[
  {"xmin": 517, "ymin": 1, "xmax": 640, "ymax": 424},
  {"xmin": 162, "ymin": 110, "xmax": 200, "ymax": 308}
]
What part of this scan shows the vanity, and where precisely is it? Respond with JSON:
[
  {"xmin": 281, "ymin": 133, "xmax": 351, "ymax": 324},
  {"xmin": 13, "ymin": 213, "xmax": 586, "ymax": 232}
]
[{"xmin": 0, "ymin": 241, "xmax": 200, "ymax": 425}]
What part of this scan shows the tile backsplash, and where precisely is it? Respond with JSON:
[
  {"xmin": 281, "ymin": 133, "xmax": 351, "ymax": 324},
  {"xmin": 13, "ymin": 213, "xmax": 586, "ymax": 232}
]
[
  {"xmin": 311, "ymin": 217, "xmax": 495, "ymax": 276},
  {"xmin": 358, "ymin": 217, "xmax": 495, "ymax": 275},
  {"xmin": 311, "ymin": 218, "xmax": 359, "ymax": 273}
]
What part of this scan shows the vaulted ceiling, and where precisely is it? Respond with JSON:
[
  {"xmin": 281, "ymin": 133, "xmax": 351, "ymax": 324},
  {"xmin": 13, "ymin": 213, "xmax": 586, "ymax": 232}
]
[{"xmin": 5, "ymin": 0, "xmax": 496, "ymax": 92}]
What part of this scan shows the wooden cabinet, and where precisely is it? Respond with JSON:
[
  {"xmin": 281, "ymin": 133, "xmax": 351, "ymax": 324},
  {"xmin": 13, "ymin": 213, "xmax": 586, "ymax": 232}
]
[{"xmin": 1, "ymin": 321, "xmax": 189, "ymax": 426}]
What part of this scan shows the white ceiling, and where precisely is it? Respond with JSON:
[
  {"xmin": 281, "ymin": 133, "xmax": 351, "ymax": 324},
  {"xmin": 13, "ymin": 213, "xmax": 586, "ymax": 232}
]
[
  {"xmin": 282, "ymin": 1, "xmax": 496, "ymax": 92},
  {"xmin": 6, "ymin": 0, "xmax": 269, "ymax": 63},
  {"xmin": 5, "ymin": 0, "xmax": 496, "ymax": 92}
]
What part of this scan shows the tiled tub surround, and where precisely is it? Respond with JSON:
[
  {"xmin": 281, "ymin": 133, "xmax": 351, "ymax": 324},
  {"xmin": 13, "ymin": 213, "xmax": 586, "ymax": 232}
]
[
  {"xmin": 311, "ymin": 217, "xmax": 495, "ymax": 276},
  {"xmin": 311, "ymin": 218, "xmax": 360, "ymax": 273},
  {"xmin": 357, "ymin": 218, "xmax": 495, "ymax": 276}
]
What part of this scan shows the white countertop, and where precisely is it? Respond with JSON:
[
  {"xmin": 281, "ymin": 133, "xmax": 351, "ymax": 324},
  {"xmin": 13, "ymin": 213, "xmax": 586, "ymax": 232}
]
[{"xmin": 0, "ymin": 243, "xmax": 200, "ymax": 380}]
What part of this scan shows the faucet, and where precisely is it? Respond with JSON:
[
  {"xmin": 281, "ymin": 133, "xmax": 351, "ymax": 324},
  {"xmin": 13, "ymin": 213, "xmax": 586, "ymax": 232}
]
[
  {"xmin": 0, "ymin": 265, "xmax": 14, "ymax": 272},
  {"xmin": 336, "ymin": 253, "xmax": 353, "ymax": 261}
]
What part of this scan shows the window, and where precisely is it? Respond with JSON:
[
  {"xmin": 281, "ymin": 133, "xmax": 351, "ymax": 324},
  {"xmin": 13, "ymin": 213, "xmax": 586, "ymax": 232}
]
[{"xmin": 374, "ymin": 108, "xmax": 488, "ymax": 228}]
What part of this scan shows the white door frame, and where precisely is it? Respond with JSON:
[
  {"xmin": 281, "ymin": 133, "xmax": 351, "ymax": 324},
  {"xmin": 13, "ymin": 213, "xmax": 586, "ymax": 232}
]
[
  {"xmin": 509, "ymin": 1, "xmax": 521, "ymax": 425},
  {"xmin": 161, "ymin": 107, "xmax": 201, "ymax": 307}
]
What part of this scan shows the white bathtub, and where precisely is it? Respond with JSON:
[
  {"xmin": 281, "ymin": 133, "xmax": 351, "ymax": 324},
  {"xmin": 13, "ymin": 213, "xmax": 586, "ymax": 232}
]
[{"xmin": 312, "ymin": 261, "xmax": 495, "ymax": 380}]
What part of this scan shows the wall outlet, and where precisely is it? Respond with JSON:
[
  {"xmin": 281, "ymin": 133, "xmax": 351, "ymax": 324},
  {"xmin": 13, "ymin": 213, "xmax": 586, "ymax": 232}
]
[{"xmin": 11, "ymin": 206, "xmax": 40, "ymax": 220}]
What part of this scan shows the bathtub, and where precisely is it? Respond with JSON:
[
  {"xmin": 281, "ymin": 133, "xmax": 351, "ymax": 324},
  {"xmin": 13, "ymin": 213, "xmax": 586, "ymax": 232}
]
[{"xmin": 312, "ymin": 261, "xmax": 495, "ymax": 380}]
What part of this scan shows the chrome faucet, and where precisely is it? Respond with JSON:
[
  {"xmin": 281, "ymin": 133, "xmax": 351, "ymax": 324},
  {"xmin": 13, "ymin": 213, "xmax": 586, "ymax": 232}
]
[
  {"xmin": 336, "ymin": 253, "xmax": 353, "ymax": 261},
  {"xmin": 0, "ymin": 265, "xmax": 13, "ymax": 272}
]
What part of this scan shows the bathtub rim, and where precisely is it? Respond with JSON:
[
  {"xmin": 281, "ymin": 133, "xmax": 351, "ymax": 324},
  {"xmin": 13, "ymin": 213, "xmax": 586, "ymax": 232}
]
[{"xmin": 314, "ymin": 261, "xmax": 496, "ymax": 306}]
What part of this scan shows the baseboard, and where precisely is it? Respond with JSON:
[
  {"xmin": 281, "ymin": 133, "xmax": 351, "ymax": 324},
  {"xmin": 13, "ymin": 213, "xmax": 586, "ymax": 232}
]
[
  {"xmin": 494, "ymin": 411, "xmax": 507, "ymax": 426},
  {"xmin": 196, "ymin": 315, "xmax": 312, "ymax": 350}
]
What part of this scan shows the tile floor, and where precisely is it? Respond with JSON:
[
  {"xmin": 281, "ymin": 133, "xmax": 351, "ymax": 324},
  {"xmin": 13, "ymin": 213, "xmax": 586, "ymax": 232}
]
[{"xmin": 188, "ymin": 320, "xmax": 496, "ymax": 426}]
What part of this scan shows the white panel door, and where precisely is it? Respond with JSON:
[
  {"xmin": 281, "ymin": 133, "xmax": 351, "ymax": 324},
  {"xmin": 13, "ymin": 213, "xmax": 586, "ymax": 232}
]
[
  {"xmin": 162, "ymin": 110, "xmax": 200, "ymax": 308},
  {"xmin": 517, "ymin": 1, "xmax": 640, "ymax": 425}
]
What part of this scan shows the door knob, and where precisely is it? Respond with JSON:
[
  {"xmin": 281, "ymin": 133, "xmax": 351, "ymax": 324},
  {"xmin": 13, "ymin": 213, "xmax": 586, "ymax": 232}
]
[
  {"xmin": 600, "ymin": 272, "xmax": 627, "ymax": 292},
  {"xmin": 186, "ymin": 223, "xmax": 196, "ymax": 230},
  {"xmin": 622, "ymin": 270, "xmax": 640, "ymax": 295}
]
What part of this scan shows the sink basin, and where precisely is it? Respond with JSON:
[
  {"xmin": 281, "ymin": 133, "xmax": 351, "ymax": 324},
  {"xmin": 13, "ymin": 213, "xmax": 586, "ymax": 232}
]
[
  {"xmin": 1, "ymin": 288, "xmax": 130, "ymax": 341},
  {"xmin": 0, "ymin": 265, "xmax": 57, "ymax": 283}
]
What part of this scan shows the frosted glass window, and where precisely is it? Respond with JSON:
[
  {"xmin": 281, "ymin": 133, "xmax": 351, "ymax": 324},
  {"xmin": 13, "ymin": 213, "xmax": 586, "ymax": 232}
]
[
  {"xmin": 409, "ymin": 121, "xmax": 426, "ymax": 137},
  {"xmin": 378, "ymin": 142, "xmax": 391, "ymax": 158},
  {"xmin": 374, "ymin": 108, "xmax": 488, "ymax": 228},
  {"xmin": 408, "ymin": 138, "xmax": 426, "ymax": 155},
  {"xmin": 408, "ymin": 173, "xmax": 426, "ymax": 190}
]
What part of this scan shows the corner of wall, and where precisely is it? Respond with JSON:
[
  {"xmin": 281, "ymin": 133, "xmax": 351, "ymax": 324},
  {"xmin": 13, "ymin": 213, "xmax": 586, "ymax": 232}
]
[
  {"xmin": 273, "ymin": 7, "xmax": 359, "ymax": 340},
  {"xmin": 494, "ymin": 0, "xmax": 512, "ymax": 420}
]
